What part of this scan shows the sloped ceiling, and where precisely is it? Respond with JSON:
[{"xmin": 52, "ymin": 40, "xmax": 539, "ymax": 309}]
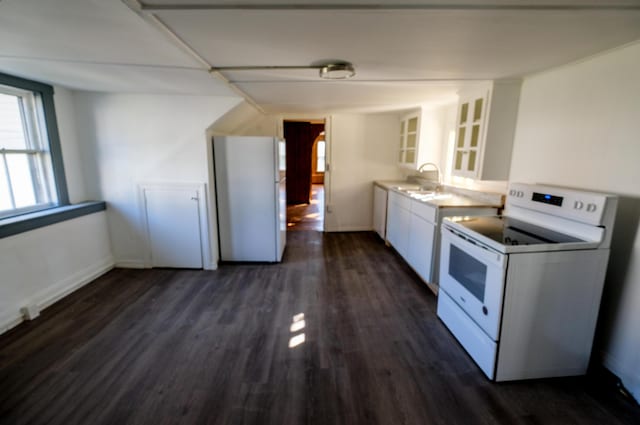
[
  {"xmin": 0, "ymin": 0, "xmax": 235, "ymax": 95},
  {"xmin": 1, "ymin": 1, "xmax": 640, "ymax": 113}
]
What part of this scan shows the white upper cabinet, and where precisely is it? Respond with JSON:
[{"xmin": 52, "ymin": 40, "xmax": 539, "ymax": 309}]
[
  {"xmin": 398, "ymin": 111, "xmax": 420, "ymax": 168},
  {"xmin": 452, "ymin": 81, "xmax": 522, "ymax": 180},
  {"xmin": 397, "ymin": 104, "xmax": 454, "ymax": 172}
]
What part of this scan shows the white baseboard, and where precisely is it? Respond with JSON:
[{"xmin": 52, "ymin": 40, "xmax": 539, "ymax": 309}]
[
  {"xmin": 0, "ymin": 256, "xmax": 115, "ymax": 336},
  {"xmin": 115, "ymin": 260, "xmax": 217, "ymax": 270},
  {"xmin": 36, "ymin": 257, "xmax": 115, "ymax": 311},
  {"xmin": 324, "ymin": 226, "xmax": 373, "ymax": 232},
  {"xmin": 114, "ymin": 260, "xmax": 147, "ymax": 269}
]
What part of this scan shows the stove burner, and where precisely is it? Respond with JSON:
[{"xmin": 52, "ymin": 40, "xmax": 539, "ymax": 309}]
[{"xmin": 453, "ymin": 216, "xmax": 584, "ymax": 247}]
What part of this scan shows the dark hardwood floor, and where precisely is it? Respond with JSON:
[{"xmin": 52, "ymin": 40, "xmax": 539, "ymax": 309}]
[{"xmin": 1, "ymin": 231, "xmax": 638, "ymax": 425}]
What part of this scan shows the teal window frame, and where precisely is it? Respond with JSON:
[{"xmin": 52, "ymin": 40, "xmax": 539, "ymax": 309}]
[
  {"xmin": 0, "ymin": 72, "xmax": 105, "ymax": 239},
  {"xmin": 1, "ymin": 71, "xmax": 69, "ymax": 214}
]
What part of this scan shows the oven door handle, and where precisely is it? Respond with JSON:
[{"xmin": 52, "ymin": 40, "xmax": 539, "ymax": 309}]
[
  {"xmin": 442, "ymin": 226, "xmax": 507, "ymax": 268},
  {"xmin": 445, "ymin": 226, "xmax": 496, "ymax": 251}
]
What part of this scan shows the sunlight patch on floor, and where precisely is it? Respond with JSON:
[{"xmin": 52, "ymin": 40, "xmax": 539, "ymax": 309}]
[
  {"xmin": 289, "ymin": 313, "xmax": 306, "ymax": 348},
  {"xmin": 289, "ymin": 333, "xmax": 305, "ymax": 348},
  {"xmin": 290, "ymin": 320, "xmax": 305, "ymax": 332}
]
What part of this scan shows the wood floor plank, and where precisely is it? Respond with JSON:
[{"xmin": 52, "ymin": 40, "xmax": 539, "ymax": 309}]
[{"xmin": 1, "ymin": 231, "xmax": 639, "ymax": 425}]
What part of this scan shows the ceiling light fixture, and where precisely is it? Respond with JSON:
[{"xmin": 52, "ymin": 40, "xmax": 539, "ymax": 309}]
[
  {"xmin": 319, "ymin": 62, "xmax": 356, "ymax": 80},
  {"xmin": 209, "ymin": 61, "xmax": 356, "ymax": 80}
]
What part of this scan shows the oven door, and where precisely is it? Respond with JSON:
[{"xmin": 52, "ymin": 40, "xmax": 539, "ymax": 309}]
[{"xmin": 439, "ymin": 225, "xmax": 507, "ymax": 341}]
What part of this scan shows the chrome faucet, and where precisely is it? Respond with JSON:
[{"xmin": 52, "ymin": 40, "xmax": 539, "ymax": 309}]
[{"xmin": 417, "ymin": 162, "xmax": 441, "ymax": 185}]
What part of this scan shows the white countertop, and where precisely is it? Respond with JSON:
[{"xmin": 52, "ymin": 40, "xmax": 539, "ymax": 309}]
[
  {"xmin": 374, "ymin": 180, "xmax": 420, "ymax": 191},
  {"xmin": 374, "ymin": 180, "xmax": 504, "ymax": 209}
]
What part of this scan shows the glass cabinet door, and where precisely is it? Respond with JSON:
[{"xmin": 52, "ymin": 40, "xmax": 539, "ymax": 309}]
[
  {"xmin": 467, "ymin": 97, "xmax": 483, "ymax": 173},
  {"xmin": 399, "ymin": 120, "xmax": 405, "ymax": 163},
  {"xmin": 453, "ymin": 93, "xmax": 486, "ymax": 177},
  {"xmin": 399, "ymin": 113, "xmax": 419, "ymax": 168},
  {"xmin": 454, "ymin": 101, "xmax": 469, "ymax": 173}
]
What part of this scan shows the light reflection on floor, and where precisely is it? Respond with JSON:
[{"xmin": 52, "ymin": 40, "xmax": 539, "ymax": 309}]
[
  {"xmin": 286, "ymin": 184, "xmax": 324, "ymax": 231},
  {"xmin": 288, "ymin": 313, "xmax": 306, "ymax": 348}
]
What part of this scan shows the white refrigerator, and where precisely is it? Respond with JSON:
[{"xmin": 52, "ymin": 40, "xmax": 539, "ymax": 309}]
[{"xmin": 213, "ymin": 136, "xmax": 286, "ymax": 262}]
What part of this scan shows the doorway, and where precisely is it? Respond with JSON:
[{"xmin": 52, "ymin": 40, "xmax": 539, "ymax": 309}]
[{"xmin": 284, "ymin": 120, "xmax": 325, "ymax": 231}]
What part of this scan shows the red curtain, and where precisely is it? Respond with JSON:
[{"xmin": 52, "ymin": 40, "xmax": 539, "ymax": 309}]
[{"xmin": 284, "ymin": 122, "xmax": 324, "ymax": 205}]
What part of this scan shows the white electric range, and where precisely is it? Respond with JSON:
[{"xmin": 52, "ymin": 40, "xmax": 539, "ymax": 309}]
[{"xmin": 437, "ymin": 183, "xmax": 618, "ymax": 381}]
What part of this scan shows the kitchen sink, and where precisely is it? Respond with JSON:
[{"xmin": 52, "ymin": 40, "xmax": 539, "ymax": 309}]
[
  {"xmin": 406, "ymin": 190, "xmax": 436, "ymax": 195},
  {"xmin": 390, "ymin": 185, "xmax": 452, "ymax": 202},
  {"xmin": 392, "ymin": 185, "xmax": 420, "ymax": 191},
  {"xmin": 425, "ymin": 193, "xmax": 453, "ymax": 200},
  {"xmin": 404, "ymin": 189, "xmax": 452, "ymax": 201}
]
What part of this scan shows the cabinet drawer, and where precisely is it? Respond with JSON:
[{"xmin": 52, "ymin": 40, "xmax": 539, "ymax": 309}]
[
  {"xmin": 389, "ymin": 191, "xmax": 411, "ymax": 210},
  {"xmin": 411, "ymin": 200, "xmax": 437, "ymax": 223},
  {"xmin": 437, "ymin": 291, "xmax": 497, "ymax": 380}
]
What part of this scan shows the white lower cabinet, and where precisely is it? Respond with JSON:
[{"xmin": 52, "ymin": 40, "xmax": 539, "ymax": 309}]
[
  {"xmin": 387, "ymin": 192, "xmax": 411, "ymax": 258},
  {"xmin": 407, "ymin": 213, "xmax": 436, "ymax": 283},
  {"xmin": 386, "ymin": 196, "xmax": 400, "ymax": 246},
  {"xmin": 383, "ymin": 187, "xmax": 499, "ymax": 291},
  {"xmin": 387, "ymin": 190, "xmax": 437, "ymax": 282},
  {"xmin": 373, "ymin": 185, "xmax": 388, "ymax": 239}
]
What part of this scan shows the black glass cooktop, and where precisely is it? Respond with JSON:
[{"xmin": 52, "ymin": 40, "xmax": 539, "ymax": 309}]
[{"xmin": 453, "ymin": 216, "xmax": 584, "ymax": 246}]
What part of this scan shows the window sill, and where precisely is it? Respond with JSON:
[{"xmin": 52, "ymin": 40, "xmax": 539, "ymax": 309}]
[{"xmin": 0, "ymin": 201, "xmax": 106, "ymax": 239}]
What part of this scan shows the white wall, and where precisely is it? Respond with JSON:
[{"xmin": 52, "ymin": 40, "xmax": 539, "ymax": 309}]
[
  {"xmin": 72, "ymin": 93, "xmax": 242, "ymax": 268},
  {"xmin": 233, "ymin": 112, "xmax": 403, "ymax": 232},
  {"xmin": 327, "ymin": 113, "xmax": 403, "ymax": 231},
  {"xmin": 0, "ymin": 86, "xmax": 113, "ymax": 334},
  {"xmin": 509, "ymin": 41, "xmax": 640, "ymax": 401},
  {"xmin": 0, "ymin": 212, "xmax": 113, "ymax": 333},
  {"xmin": 54, "ymin": 86, "xmax": 89, "ymax": 202},
  {"xmin": 418, "ymin": 104, "xmax": 452, "ymax": 172},
  {"xmin": 208, "ymin": 100, "xmax": 275, "ymax": 136}
]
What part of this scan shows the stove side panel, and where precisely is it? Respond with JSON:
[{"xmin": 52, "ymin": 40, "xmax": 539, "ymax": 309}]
[{"xmin": 495, "ymin": 249, "xmax": 609, "ymax": 381}]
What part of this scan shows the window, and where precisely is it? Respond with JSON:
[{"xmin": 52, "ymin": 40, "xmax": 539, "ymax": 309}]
[
  {"xmin": 0, "ymin": 73, "xmax": 67, "ymax": 219},
  {"xmin": 0, "ymin": 89, "xmax": 55, "ymax": 214},
  {"xmin": 316, "ymin": 140, "xmax": 325, "ymax": 173}
]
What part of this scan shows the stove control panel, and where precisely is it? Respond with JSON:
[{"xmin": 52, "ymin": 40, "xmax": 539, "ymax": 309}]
[
  {"xmin": 507, "ymin": 183, "xmax": 613, "ymax": 226},
  {"xmin": 531, "ymin": 192, "xmax": 564, "ymax": 206}
]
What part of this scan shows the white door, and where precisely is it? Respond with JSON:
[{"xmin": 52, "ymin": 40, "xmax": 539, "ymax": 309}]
[{"xmin": 145, "ymin": 188, "xmax": 203, "ymax": 268}]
